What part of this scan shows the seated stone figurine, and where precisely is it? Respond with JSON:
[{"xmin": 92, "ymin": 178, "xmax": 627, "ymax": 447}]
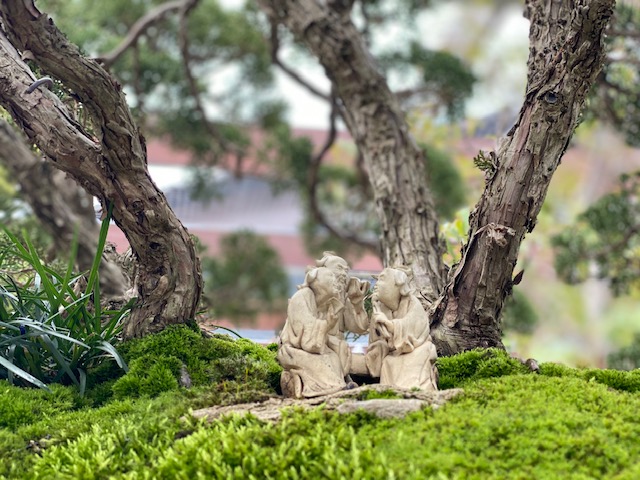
[
  {"xmin": 278, "ymin": 252, "xmax": 370, "ymax": 398},
  {"xmin": 314, "ymin": 252, "xmax": 370, "ymax": 382},
  {"xmin": 365, "ymin": 267, "xmax": 438, "ymax": 391}
]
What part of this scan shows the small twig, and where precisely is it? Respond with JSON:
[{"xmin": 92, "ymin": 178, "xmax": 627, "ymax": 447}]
[{"xmin": 24, "ymin": 76, "xmax": 53, "ymax": 94}]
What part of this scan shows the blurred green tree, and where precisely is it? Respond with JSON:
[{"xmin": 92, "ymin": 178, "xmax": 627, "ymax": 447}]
[
  {"xmin": 201, "ymin": 231, "xmax": 289, "ymax": 322},
  {"xmin": 552, "ymin": 5, "xmax": 640, "ymax": 296}
]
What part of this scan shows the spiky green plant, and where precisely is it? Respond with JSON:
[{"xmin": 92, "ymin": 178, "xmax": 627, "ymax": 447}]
[{"xmin": 0, "ymin": 203, "xmax": 130, "ymax": 394}]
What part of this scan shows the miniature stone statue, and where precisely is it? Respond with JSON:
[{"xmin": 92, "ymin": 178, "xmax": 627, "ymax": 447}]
[
  {"xmin": 365, "ymin": 267, "xmax": 438, "ymax": 391},
  {"xmin": 278, "ymin": 252, "xmax": 369, "ymax": 398},
  {"xmin": 315, "ymin": 252, "xmax": 370, "ymax": 380}
]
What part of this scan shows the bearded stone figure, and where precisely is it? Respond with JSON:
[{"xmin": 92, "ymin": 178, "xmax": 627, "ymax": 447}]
[{"xmin": 278, "ymin": 253, "xmax": 369, "ymax": 398}]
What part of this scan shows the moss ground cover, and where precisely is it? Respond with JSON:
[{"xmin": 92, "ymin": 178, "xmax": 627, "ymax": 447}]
[{"xmin": 3, "ymin": 336, "xmax": 640, "ymax": 479}]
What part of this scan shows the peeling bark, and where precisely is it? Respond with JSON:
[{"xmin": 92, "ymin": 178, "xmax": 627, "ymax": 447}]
[
  {"xmin": 0, "ymin": 119, "xmax": 128, "ymax": 297},
  {"xmin": 430, "ymin": 0, "xmax": 616, "ymax": 355},
  {"xmin": 259, "ymin": 0, "xmax": 446, "ymax": 303},
  {"xmin": 0, "ymin": 3, "xmax": 202, "ymax": 338}
]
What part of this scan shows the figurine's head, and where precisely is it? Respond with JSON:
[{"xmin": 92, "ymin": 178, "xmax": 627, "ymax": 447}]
[
  {"xmin": 373, "ymin": 267, "xmax": 412, "ymax": 310},
  {"xmin": 303, "ymin": 267, "xmax": 340, "ymax": 305},
  {"xmin": 316, "ymin": 251, "xmax": 349, "ymax": 292}
]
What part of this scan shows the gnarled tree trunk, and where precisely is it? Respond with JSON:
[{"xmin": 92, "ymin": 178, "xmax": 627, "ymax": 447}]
[
  {"xmin": 430, "ymin": 0, "xmax": 615, "ymax": 355},
  {"xmin": 0, "ymin": 3, "xmax": 202, "ymax": 338},
  {"xmin": 0, "ymin": 119, "xmax": 128, "ymax": 297},
  {"xmin": 260, "ymin": 0, "xmax": 615, "ymax": 354},
  {"xmin": 259, "ymin": 0, "xmax": 446, "ymax": 304}
]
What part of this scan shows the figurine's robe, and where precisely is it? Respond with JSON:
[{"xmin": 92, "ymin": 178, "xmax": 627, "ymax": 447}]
[
  {"xmin": 367, "ymin": 295, "xmax": 438, "ymax": 391},
  {"xmin": 327, "ymin": 293, "xmax": 369, "ymax": 377},
  {"xmin": 278, "ymin": 287, "xmax": 345, "ymax": 397}
]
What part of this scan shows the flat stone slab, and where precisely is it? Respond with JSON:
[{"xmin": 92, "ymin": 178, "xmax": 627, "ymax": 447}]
[
  {"xmin": 336, "ymin": 399, "xmax": 430, "ymax": 418},
  {"xmin": 191, "ymin": 385, "xmax": 463, "ymax": 423}
]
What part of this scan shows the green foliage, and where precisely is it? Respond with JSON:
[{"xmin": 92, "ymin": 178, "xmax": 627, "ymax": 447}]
[
  {"xmin": 0, "ymin": 381, "xmax": 77, "ymax": 430},
  {"xmin": 42, "ymin": 0, "xmax": 274, "ymax": 159},
  {"xmin": 501, "ymin": 289, "xmax": 538, "ymax": 335},
  {"xmin": 552, "ymin": 172, "xmax": 640, "ymax": 295},
  {"xmin": 424, "ymin": 144, "xmax": 466, "ymax": 220},
  {"xmin": 358, "ymin": 389, "xmax": 402, "ymax": 400},
  {"xmin": 410, "ymin": 44, "xmax": 476, "ymax": 120},
  {"xmin": 608, "ymin": 333, "xmax": 640, "ymax": 371},
  {"xmin": 381, "ymin": 42, "xmax": 476, "ymax": 120},
  {"xmin": 0, "ymin": 388, "xmax": 197, "ymax": 479},
  {"xmin": 201, "ymin": 230, "xmax": 290, "ymax": 321},
  {"xmin": 112, "ymin": 355, "xmax": 181, "ymax": 399},
  {"xmin": 436, "ymin": 348, "xmax": 530, "ymax": 389},
  {"xmin": 0, "ymin": 208, "xmax": 130, "ymax": 394},
  {"xmin": 540, "ymin": 362, "xmax": 640, "ymax": 393}
]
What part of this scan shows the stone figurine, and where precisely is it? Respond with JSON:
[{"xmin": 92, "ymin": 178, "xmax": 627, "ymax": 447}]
[
  {"xmin": 315, "ymin": 252, "xmax": 370, "ymax": 381},
  {"xmin": 365, "ymin": 267, "xmax": 438, "ymax": 391},
  {"xmin": 278, "ymin": 252, "xmax": 369, "ymax": 398}
]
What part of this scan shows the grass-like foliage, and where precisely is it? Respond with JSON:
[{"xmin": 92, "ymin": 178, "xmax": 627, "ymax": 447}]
[{"xmin": 0, "ymin": 204, "xmax": 130, "ymax": 394}]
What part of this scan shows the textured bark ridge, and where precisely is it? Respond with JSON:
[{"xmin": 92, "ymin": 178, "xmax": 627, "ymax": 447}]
[
  {"xmin": 259, "ymin": 0, "xmax": 446, "ymax": 304},
  {"xmin": 430, "ymin": 0, "xmax": 616, "ymax": 355},
  {"xmin": 0, "ymin": 120, "xmax": 128, "ymax": 297},
  {"xmin": 0, "ymin": 3, "xmax": 202, "ymax": 337}
]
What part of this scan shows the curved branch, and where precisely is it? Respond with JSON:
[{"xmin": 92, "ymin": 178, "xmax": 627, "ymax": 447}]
[
  {"xmin": 0, "ymin": 2, "xmax": 203, "ymax": 338},
  {"xmin": 0, "ymin": 119, "xmax": 128, "ymax": 297},
  {"xmin": 268, "ymin": 19, "xmax": 330, "ymax": 102},
  {"xmin": 177, "ymin": 0, "xmax": 246, "ymax": 168},
  {"xmin": 307, "ymin": 93, "xmax": 378, "ymax": 251},
  {"xmin": 97, "ymin": 0, "xmax": 188, "ymax": 68}
]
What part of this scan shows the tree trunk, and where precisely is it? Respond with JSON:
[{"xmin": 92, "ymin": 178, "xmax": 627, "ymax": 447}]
[
  {"xmin": 0, "ymin": 3, "xmax": 202, "ymax": 338},
  {"xmin": 0, "ymin": 119, "xmax": 128, "ymax": 297},
  {"xmin": 430, "ymin": 0, "xmax": 615, "ymax": 355},
  {"xmin": 261, "ymin": 0, "xmax": 615, "ymax": 355},
  {"xmin": 259, "ymin": 0, "xmax": 446, "ymax": 304}
]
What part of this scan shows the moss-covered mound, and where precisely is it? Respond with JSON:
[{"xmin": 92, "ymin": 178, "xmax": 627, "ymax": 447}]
[
  {"xmin": 3, "ymin": 338, "xmax": 640, "ymax": 479},
  {"xmin": 86, "ymin": 325, "xmax": 282, "ymax": 405}
]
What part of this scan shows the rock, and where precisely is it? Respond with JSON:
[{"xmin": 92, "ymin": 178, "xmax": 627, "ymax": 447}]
[
  {"xmin": 336, "ymin": 399, "xmax": 429, "ymax": 418},
  {"xmin": 179, "ymin": 364, "xmax": 192, "ymax": 388},
  {"xmin": 189, "ymin": 385, "xmax": 463, "ymax": 423}
]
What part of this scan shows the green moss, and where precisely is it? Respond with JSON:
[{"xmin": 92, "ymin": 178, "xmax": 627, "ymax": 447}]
[
  {"xmin": 0, "ymin": 390, "xmax": 195, "ymax": 479},
  {"xmin": 18, "ymin": 374, "xmax": 639, "ymax": 480},
  {"xmin": 437, "ymin": 348, "xmax": 530, "ymax": 389},
  {"xmin": 0, "ymin": 381, "xmax": 78, "ymax": 430},
  {"xmin": 358, "ymin": 389, "xmax": 403, "ymax": 400},
  {"xmin": 111, "ymin": 325, "xmax": 282, "ymax": 398},
  {"xmin": 112, "ymin": 355, "xmax": 182, "ymax": 399},
  {"xmin": 7, "ymin": 345, "xmax": 640, "ymax": 478},
  {"xmin": 367, "ymin": 375, "xmax": 640, "ymax": 479}
]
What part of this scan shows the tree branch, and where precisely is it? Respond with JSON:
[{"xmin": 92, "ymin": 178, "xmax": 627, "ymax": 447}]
[
  {"xmin": 0, "ymin": 118, "xmax": 128, "ymax": 296},
  {"xmin": 259, "ymin": 0, "xmax": 445, "ymax": 303},
  {"xmin": 432, "ymin": 0, "xmax": 616, "ymax": 354},
  {"xmin": 307, "ymin": 92, "xmax": 378, "ymax": 251},
  {"xmin": 97, "ymin": 0, "xmax": 188, "ymax": 68},
  {"xmin": 0, "ymin": 1, "xmax": 203, "ymax": 337},
  {"xmin": 178, "ymin": 0, "xmax": 221, "ymax": 155},
  {"xmin": 268, "ymin": 19, "xmax": 330, "ymax": 102}
]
